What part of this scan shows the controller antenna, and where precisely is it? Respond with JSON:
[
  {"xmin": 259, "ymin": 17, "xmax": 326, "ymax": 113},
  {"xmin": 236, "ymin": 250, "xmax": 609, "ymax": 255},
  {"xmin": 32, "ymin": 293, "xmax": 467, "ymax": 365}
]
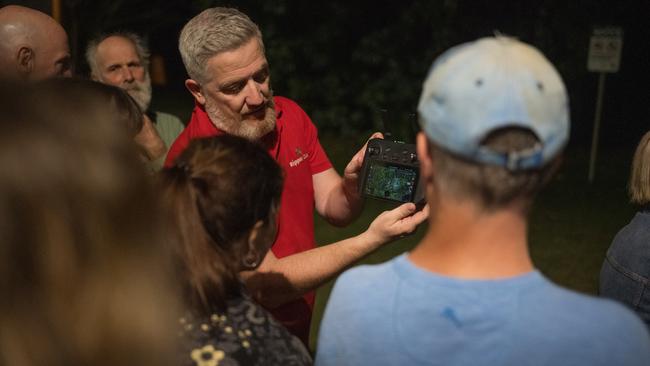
[{"xmin": 378, "ymin": 108, "xmax": 393, "ymax": 141}]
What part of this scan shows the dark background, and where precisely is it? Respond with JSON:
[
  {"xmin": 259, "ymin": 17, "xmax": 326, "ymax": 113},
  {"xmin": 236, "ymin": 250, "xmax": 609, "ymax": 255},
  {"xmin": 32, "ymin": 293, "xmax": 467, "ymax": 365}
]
[{"xmin": 5, "ymin": 0, "xmax": 650, "ymax": 147}]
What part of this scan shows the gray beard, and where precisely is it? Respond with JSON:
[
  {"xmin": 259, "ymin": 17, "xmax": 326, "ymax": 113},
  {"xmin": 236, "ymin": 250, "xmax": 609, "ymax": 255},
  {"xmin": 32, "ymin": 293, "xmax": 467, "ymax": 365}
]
[
  {"xmin": 125, "ymin": 73, "xmax": 152, "ymax": 112},
  {"xmin": 205, "ymin": 96, "xmax": 276, "ymax": 141}
]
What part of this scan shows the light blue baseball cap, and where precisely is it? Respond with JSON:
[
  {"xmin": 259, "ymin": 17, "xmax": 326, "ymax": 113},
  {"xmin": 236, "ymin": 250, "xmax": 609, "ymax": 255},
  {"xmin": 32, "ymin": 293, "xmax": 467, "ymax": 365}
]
[{"xmin": 417, "ymin": 36, "xmax": 569, "ymax": 170}]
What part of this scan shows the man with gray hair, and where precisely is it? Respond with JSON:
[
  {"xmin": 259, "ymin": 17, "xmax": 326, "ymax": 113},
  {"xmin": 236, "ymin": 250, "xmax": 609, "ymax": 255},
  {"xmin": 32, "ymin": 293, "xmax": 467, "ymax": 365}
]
[
  {"xmin": 86, "ymin": 32, "xmax": 184, "ymax": 170},
  {"xmin": 0, "ymin": 5, "xmax": 71, "ymax": 80},
  {"xmin": 166, "ymin": 7, "xmax": 426, "ymax": 345},
  {"xmin": 316, "ymin": 36, "xmax": 650, "ymax": 365}
]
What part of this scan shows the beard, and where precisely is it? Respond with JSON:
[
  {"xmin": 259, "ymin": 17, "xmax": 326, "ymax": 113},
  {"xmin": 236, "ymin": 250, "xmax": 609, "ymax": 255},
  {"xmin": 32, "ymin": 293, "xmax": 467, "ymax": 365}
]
[
  {"xmin": 204, "ymin": 91, "xmax": 276, "ymax": 141},
  {"xmin": 124, "ymin": 72, "xmax": 152, "ymax": 111}
]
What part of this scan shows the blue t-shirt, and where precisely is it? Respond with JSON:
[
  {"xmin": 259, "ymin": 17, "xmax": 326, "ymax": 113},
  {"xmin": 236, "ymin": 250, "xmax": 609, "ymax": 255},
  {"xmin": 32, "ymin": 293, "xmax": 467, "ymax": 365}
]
[{"xmin": 316, "ymin": 254, "xmax": 650, "ymax": 366}]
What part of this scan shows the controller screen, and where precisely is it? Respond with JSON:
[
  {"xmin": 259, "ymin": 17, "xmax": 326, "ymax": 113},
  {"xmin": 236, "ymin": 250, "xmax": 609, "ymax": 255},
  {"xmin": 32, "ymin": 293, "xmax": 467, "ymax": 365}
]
[{"xmin": 364, "ymin": 162, "xmax": 417, "ymax": 202}]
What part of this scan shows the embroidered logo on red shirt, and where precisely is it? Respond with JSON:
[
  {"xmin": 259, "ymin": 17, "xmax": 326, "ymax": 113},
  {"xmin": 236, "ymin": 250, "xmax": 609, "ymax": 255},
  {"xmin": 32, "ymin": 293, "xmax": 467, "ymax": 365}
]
[{"xmin": 289, "ymin": 147, "xmax": 309, "ymax": 167}]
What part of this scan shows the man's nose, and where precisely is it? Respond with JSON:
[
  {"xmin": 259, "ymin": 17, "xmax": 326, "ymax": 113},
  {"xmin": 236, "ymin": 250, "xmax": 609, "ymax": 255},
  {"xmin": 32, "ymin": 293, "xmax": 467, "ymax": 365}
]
[
  {"xmin": 243, "ymin": 80, "xmax": 264, "ymax": 106},
  {"xmin": 122, "ymin": 68, "xmax": 135, "ymax": 83}
]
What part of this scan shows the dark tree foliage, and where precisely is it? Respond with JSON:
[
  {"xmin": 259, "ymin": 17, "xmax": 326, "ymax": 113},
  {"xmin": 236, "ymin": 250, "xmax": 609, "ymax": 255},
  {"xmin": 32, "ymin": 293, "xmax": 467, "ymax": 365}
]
[
  {"xmin": 52, "ymin": 0, "xmax": 649, "ymax": 145},
  {"xmin": 59, "ymin": 0, "xmax": 192, "ymax": 76},
  {"xmin": 222, "ymin": 0, "xmax": 648, "ymax": 146}
]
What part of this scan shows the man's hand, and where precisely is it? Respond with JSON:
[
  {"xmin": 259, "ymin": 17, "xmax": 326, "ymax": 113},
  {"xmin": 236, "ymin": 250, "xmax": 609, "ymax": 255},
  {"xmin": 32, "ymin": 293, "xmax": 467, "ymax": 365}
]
[
  {"xmin": 313, "ymin": 132, "xmax": 385, "ymax": 226},
  {"xmin": 341, "ymin": 132, "xmax": 384, "ymax": 201},
  {"xmin": 363, "ymin": 202, "xmax": 430, "ymax": 249},
  {"xmin": 134, "ymin": 115, "xmax": 166, "ymax": 161}
]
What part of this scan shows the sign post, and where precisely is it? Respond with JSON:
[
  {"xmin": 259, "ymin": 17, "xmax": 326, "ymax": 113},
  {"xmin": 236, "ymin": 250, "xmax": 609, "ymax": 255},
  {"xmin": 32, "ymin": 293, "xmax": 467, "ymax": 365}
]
[{"xmin": 587, "ymin": 27, "xmax": 623, "ymax": 182}]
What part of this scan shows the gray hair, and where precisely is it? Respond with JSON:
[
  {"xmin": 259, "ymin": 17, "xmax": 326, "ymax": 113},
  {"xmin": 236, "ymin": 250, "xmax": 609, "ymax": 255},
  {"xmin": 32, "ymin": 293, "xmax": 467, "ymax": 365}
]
[
  {"xmin": 85, "ymin": 32, "xmax": 151, "ymax": 79},
  {"xmin": 179, "ymin": 7, "xmax": 264, "ymax": 84}
]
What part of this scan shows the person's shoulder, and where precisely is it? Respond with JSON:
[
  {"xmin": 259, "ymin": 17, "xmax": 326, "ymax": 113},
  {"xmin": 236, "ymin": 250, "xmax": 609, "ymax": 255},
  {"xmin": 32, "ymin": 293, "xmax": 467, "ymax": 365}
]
[
  {"xmin": 273, "ymin": 95, "xmax": 301, "ymax": 111},
  {"xmin": 529, "ymin": 280, "xmax": 650, "ymax": 349},
  {"xmin": 274, "ymin": 96, "xmax": 310, "ymax": 122},
  {"xmin": 154, "ymin": 110, "xmax": 183, "ymax": 122},
  {"xmin": 565, "ymin": 296, "xmax": 650, "ymax": 363},
  {"xmin": 541, "ymin": 280, "xmax": 633, "ymax": 315},
  {"xmin": 339, "ymin": 257, "xmax": 398, "ymax": 282},
  {"xmin": 332, "ymin": 257, "xmax": 401, "ymax": 299}
]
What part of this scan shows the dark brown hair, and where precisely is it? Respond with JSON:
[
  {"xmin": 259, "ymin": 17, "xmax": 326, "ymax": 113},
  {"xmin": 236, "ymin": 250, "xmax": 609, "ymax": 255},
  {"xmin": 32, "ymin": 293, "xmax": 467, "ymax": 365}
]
[
  {"xmin": 161, "ymin": 135, "xmax": 283, "ymax": 313},
  {"xmin": 0, "ymin": 81, "xmax": 178, "ymax": 365}
]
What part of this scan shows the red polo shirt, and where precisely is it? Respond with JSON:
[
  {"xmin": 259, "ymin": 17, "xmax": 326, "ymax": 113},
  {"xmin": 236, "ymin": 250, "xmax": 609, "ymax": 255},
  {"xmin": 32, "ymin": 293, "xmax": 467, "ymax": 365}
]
[{"xmin": 166, "ymin": 96, "xmax": 332, "ymax": 344}]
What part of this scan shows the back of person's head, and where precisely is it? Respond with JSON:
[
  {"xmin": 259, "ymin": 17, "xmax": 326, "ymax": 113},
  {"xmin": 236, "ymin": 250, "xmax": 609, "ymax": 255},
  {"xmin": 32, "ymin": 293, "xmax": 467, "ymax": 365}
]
[
  {"xmin": 85, "ymin": 31, "xmax": 150, "ymax": 80},
  {"xmin": 161, "ymin": 135, "xmax": 283, "ymax": 314},
  {"xmin": 417, "ymin": 36, "xmax": 569, "ymax": 212},
  {"xmin": 179, "ymin": 7, "xmax": 263, "ymax": 83},
  {"xmin": 629, "ymin": 131, "xmax": 650, "ymax": 205},
  {"xmin": 37, "ymin": 77, "xmax": 143, "ymax": 137},
  {"xmin": 0, "ymin": 81, "xmax": 178, "ymax": 366},
  {"xmin": 0, "ymin": 5, "xmax": 71, "ymax": 80}
]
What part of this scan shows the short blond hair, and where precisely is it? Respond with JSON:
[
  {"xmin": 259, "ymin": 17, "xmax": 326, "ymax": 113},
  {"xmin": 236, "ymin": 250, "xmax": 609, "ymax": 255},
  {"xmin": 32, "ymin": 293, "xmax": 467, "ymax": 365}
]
[
  {"xmin": 428, "ymin": 127, "xmax": 561, "ymax": 212},
  {"xmin": 629, "ymin": 131, "xmax": 650, "ymax": 204}
]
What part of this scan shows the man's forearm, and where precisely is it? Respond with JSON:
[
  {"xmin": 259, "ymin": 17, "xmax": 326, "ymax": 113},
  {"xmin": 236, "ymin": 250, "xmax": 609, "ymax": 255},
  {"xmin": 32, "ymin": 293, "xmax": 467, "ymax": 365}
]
[
  {"xmin": 241, "ymin": 231, "xmax": 382, "ymax": 309},
  {"xmin": 321, "ymin": 180, "xmax": 364, "ymax": 226}
]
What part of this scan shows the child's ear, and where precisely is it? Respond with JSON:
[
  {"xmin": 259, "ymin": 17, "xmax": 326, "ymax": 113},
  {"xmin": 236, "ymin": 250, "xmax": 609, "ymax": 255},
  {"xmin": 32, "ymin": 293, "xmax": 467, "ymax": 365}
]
[{"xmin": 241, "ymin": 220, "xmax": 265, "ymax": 270}]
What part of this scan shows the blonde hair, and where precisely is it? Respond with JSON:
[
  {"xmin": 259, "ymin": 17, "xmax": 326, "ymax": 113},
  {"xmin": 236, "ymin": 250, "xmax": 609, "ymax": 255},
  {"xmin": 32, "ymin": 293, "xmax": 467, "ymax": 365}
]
[
  {"xmin": 629, "ymin": 131, "xmax": 650, "ymax": 204},
  {"xmin": 0, "ymin": 81, "xmax": 179, "ymax": 366}
]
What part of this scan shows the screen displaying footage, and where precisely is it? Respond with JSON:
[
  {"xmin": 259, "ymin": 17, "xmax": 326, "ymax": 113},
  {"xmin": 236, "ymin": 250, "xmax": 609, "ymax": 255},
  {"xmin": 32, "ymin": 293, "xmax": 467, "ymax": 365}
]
[{"xmin": 364, "ymin": 162, "xmax": 417, "ymax": 203}]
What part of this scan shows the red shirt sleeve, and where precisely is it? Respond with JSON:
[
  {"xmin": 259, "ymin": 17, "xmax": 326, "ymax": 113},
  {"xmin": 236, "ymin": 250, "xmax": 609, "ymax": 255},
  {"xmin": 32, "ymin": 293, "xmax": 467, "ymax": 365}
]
[
  {"xmin": 164, "ymin": 131, "xmax": 189, "ymax": 168},
  {"xmin": 277, "ymin": 96, "xmax": 332, "ymax": 175}
]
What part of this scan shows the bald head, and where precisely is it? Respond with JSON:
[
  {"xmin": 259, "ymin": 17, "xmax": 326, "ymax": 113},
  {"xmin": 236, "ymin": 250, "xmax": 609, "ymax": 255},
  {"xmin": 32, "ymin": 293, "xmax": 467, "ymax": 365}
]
[{"xmin": 0, "ymin": 5, "xmax": 71, "ymax": 81}]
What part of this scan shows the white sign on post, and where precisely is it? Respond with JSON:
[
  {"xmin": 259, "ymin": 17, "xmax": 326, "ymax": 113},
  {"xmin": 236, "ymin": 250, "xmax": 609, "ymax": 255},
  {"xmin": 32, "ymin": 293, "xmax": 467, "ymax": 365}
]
[
  {"xmin": 587, "ymin": 27, "xmax": 623, "ymax": 182},
  {"xmin": 588, "ymin": 27, "xmax": 623, "ymax": 73}
]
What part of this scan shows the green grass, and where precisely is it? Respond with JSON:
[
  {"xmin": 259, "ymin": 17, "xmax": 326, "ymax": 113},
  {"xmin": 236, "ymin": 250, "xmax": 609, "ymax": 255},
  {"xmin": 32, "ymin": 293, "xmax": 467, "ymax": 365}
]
[{"xmin": 309, "ymin": 135, "xmax": 637, "ymax": 350}]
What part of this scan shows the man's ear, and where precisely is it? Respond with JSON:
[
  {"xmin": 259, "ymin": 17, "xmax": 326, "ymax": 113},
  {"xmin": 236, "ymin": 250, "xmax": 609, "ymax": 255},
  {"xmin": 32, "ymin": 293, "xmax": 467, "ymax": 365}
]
[
  {"xmin": 16, "ymin": 46, "xmax": 34, "ymax": 78},
  {"xmin": 185, "ymin": 79, "xmax": 206, "ymax": 106},
  {"xmin": 416, "ymin": 132, "xmax": 434, "ymax": 182}
]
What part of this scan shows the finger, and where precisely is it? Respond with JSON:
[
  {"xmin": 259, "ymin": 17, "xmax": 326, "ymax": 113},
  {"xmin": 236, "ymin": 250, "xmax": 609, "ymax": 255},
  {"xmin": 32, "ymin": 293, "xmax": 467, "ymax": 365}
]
[
  {"xmin": 421, "ymin": 203, "xmax": 430, "ymax": 217},
  {"xmin": 347, "ymin": 132, "xmax": 382, "ymax": 174},
  {"xmin": 387, "ymin": 202, "xmax": 417, "ymax": 221},
  {"xmin": 344, "ymin": 149, "xmax": 365, "ymax": 175},
  {"xmin": 360, "ymin": 132, "xmax": 384, "ymax": 155},
  {"xmin": 407, "ymin": 209, "xmax": 429, "ymax": 226},
  {"xmin": 408, "ymin": 203, "xmax": 429, "ymax": 221},
  {"xmin": 395, "ymin": 203, "xmax": 429, "ymax": 230},
  {"xmin": 348, "ymin": 132, "xmax": 388, "ymax": 176}
]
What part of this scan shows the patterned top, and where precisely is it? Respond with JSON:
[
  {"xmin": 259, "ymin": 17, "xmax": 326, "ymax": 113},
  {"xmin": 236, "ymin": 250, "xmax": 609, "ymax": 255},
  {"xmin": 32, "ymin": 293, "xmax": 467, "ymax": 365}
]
[{"xmin": 179, "ymin": 293, "xmax": 313, "ymax": 366}]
